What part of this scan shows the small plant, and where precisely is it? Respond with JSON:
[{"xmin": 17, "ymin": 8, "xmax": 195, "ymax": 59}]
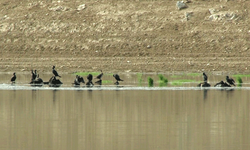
[
  {"xmin": 237, "ymin": 77, "xmax": 243, "ymax": 87},
  {"xmin": 148, "ymin": 77, "xmax": 154, "ymax": 87},
  {"xmin": 158, "ymin": 74, "xmax": 168, "ymax": 87},
  {"xmin": 137, "ymin": 73, "xmax": 143, "ymax": 86}
]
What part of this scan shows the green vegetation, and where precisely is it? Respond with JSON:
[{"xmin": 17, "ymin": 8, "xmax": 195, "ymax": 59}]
[
  {"xmin": 137, "ymin": 73, "xmax": 143, "ymax": 86},
  {"xmin": 186, "ymin": 73, "xmax": 200, "ymax": 76},
  {"xmin": 171, "ymin": 75, "xmax": 183, "ymax": 78},
  {"xmin": 74, "ymin": 72, "xmax": 112, "ymax": 76},
  {"xmin": 158, "ymin": 74, "xmax": 168, "ymax": 87},
  {"xmin": 148, "ymin": 77, "xmax": 154, "ymax": 87},
  {"xmin": 171, "ymin": 79, "xmax": 196, "ymax": 86},
  {"xmin": 233, "ymin": 74, "xmax": 250, "ymax": 78},
  {"xmin": 236, "ymin": 77, "xmax": 243, "ymax": 87},
  {"xmin": 102, "ymin": 80, "xmax": 113, "ymax": 84}
]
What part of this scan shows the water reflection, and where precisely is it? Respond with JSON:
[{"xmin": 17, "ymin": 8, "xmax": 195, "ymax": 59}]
[
  {"xmin": 203, "ymin": 89, "xmax": 208, "ymax": 100},
  {"xmin": 0, "ymin": 86, "xmax": 250, "ymax": 149}
]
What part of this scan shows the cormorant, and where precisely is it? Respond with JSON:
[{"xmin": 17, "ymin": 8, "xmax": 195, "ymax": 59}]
[
  {"xmin": 113, "ymin": 74, "xmax": 123, "ymax": 85},
  {"xmin": 31, "ymin": 70, "xmax": 36, "ymax": 81},
  {"xmin": 87, "ymin": 74, "xmax": 93, "ymax": 82},
  {"xmin": 36, "ymin": 74, "xmax": 43, "ymax": 83},
  {"xmin": 52, "ymin": 66, "xmax": 61, "ymax": 78},
  {"xmin": 11, "ymin": 72, "xmax": 16, "ymax": 83},
  {"xmin": 214, "ymin": 81, "xmax": 231, "ymax": 87},
  {"xmin": 95, "ymin": 79, "xmax": 102, "ymax": 85},
  {"xmin": 203, "ymin": 72, "xmax": 208, "ymax": 82},
  {"xmin": 34, "ymin": 70, "xmax": 37, "ymax": 79},
  {"xmin": 96, "ymin": 70, "xmax": 103, "ymax": 79},
  {"xmin": 226, "ymin": 76, "xmax": 235, "ymax": 86},
  {"xmin": 73, "ymin": 75, "xmax": 85, "ymax": 85},
  {"xmin": 197, "ymin": 82, "xmax": 210, "ymax": 87},
  {"xmin": 113, "ymin": 74, "xmax": 123, "ymax": 82}
]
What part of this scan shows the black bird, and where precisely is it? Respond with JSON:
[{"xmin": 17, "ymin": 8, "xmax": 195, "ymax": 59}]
[
  {"xmin": 34, "ymin": 70, "xmax": 37, "ymax": 79},
  {"xmin": 226, "ymin": 76, "xmax": 235, "ymax": 86},
  {"xmin": 113, "ymin": 74, "xmax": 123, "ymax": 81},
  {"xmin": 95, "ymin": 79, "xmax": 102, "ymax": 85},
  {"xmin": 87, "ymin": 74, "xmax": 93, "ymax": 82},
  {"xmin": 11, "ymin": 72, "xmax": 16, "ymax": 83},
  {"xmin": 214, "ymin": 81, "xmax": 231, "ymax": 87},
  {"xmin": 73, "ymin": 75, "xmax": 85, "ymax": 85},
  {"xmin": 31, "ymin": 70, "xmax": 36, "ymax": 81},
  {"xmin": 36, "ymin": 74, "xmax": 43, "ymax": 83},
  {"xmin": 52, "ymin": 66, "xmax": 61, "ymax": 78},
  {"xmin": 203, "ymin": 72, "xmax": 208, "ymax": 82},
  {"xmin": 86, "ymin": 74, "xmax": 94, "ymax": 86},
  {"xmin": 197, "ymin": 82, "xmax": 210, "ymax": 87},
  {"xmin": 96, "ymin": 70, "xmax": 103, "ymax": 79},
  {"xmin": 113, "ymin": 74, "xmax": 123, "ymax": 85}
]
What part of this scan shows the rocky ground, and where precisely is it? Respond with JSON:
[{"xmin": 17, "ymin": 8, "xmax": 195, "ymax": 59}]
[{"xmin": 1, "ymin": 0, "xmax": 250, "ymax": 75}]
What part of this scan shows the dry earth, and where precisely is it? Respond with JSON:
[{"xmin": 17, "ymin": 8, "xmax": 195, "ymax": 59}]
[{"xmin": 1, "ymin": 0, "xmax": 250, "ymax": 74}]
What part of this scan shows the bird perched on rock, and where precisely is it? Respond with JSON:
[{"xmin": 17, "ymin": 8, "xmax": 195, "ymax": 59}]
[
  {"xmin": 11, "ymin": 72, "xmax": 16, "ymax": 83},
  {"xmin": 52, "ymin": 66, "xmax": 61, "ymax": 78},
  {"xmin": 226, "ymin": 76, "xmax": 235, "ymax": 86},
  {"xmin": 96, "ymin": 70, "xmax": 103, "ymax": 80},
  {"xmin": 73, "ymin": 75, "xmax": 85, "ymax": 86},
  {"xmin": 86, "ymin": 74, "xmax": 94, "ymax": 86},
  {"xmin": 113, "ymin": 74, "xmax": 123, "ymax": 85},
  {"xmin": 203, "ymin": 72, "xmax": 208, "ymax": 82},
  {"xmin": 87, "ymin": 74, "xmax": 93, "ymax": 82},
  {"xmin": 95, "ymin": 79, "xmax": 102, "ymax": 85},
  {"xmin": 31, "ymin": 70, "xmax": 36, "ymax": 81}
]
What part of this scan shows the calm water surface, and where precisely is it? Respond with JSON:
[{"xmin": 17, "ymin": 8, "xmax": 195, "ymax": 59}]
[{"xmin": 0, "ymin": 73, "xmax": 250, "ymax": 150}]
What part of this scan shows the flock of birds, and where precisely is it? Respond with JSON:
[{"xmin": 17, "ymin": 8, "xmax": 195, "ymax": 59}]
[
  {"xmin": 198, "ymin": 72, "xmax": 236, "ymax": 87},
  {"xmin": 10, "ymin": 66, "xmax": 237, "ymax": 88},
  {"xmin": 10, "ymin": 66, "xmax": 124, "ymax": 87}
]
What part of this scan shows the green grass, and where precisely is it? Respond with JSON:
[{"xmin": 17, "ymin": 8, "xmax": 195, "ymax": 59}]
[
  {"xmin": 74, "ymin": 72, "xmax": 112, "ymax": 76},
  {"xmin": 102, "ymin": 80, "xmax": 113, "ymax": 84},
  {"xmin": 186, "ymin": 73, "xmax": 200, "ymax": 76},
  {"xmin": 233, "ymin": 74, "xmax": 250, "ymax": 78},
  {"xmin": 148, "ymin": 77, "xmax": 154, "ymax": 87},
  {"xmin": 171, "ymin": 79, "xmax": 196, "ymax": 86},
  {"xmin": 137, "ymin": 73, "xmax": 143, "ymax": 86},
  {"xmin": 171, "ymin": 75, "xmax": 183, "ymax": 78},
  {"xmin": 236, "ymin": 77, "xmax": 243, "ymax": 87},
  {"xmin": 158, "ymin": 74, "xmax": 168, "ymax": 87}
]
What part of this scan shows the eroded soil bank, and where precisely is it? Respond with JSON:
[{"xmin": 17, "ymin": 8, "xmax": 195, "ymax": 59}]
[{"xmin": 1, "ymin": 0, "xmax": 250, "ymax": 74}]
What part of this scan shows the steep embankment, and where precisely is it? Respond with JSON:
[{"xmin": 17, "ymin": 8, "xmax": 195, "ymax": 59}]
[{"xmin": 0, "ymin": 0, "xmax": 249, "ymax": 74}]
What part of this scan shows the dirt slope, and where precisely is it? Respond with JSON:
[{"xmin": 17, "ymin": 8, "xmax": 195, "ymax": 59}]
[{"xmin": 1, "ymin": 0, "xmax": 250, "ymax": 74}]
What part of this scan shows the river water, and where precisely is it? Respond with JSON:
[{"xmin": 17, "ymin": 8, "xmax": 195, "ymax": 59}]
[{"xmin": 0, "ymin": 73, "xmax": 249, "ymax": 150}]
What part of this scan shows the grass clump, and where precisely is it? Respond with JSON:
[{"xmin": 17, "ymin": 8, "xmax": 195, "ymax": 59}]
[
  {"xmin": 158, "ymin": 74, "xmax": 168, "ymax": 87},
  {"xmin": 148, "ymin": 77, "xmax": 154, "ymax": 87},
  {"xmin": 236, "ymin": 77, "xmax": 243, "ymax": 87},
  {"xmin": 171, "ymin": 79, "xmax": 196, "ymax": 86},
  {"xmin": 137, "ymin": 73, "xmax": 143, "ymax": 86}
]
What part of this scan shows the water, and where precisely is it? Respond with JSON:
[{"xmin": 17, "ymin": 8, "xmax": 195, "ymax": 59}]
[{"xmin": 0, "ymin": 73, "xmax": 250, "ymax": 150}]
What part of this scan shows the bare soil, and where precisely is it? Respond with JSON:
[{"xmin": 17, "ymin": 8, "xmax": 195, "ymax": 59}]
[{"xmin": 1, "ymin": 0, "xmax": 250, "ymax": 74}]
